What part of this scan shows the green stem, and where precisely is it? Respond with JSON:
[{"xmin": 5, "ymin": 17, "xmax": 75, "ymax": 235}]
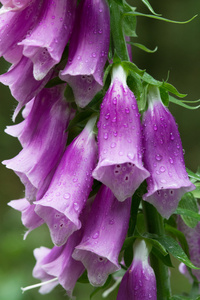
[
  {"xmin": 142, "ymin": 201, "xmax": 171, "ymax": 300},
  {"xmin": 109, "ymin": 0, "xmax": 129, "ymax": 61}
]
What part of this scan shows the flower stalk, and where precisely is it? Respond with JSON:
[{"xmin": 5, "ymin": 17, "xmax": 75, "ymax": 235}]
[{"xmin": 142, "ymin": 201, "xmax": 171, "ymax": 300}]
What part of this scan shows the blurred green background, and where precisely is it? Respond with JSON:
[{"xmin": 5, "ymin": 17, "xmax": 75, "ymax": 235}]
[{"xmin": 0, "ymin": 1, "xmax": 199, "ymax": 299}]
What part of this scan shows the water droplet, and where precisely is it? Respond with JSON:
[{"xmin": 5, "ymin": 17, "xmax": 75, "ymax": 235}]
[
  {"xmin": 110, "ymin": 142, "xmax": 116, "ymax": 148},
  {"xmin": 73, "ymin": 202, "xmax": 79, "ymax": 212},
  {"xmin": 113, "ymin": 131, "xmax": 117, "ymax": 137},
  {"xmin": 92, "ymin": 231, "xmax": 99, "ymax": 239},
  {"xmin": 153, "ymin": 124, "xmax": 157, "ymax": 131},
  {"xmin": 92, "ymin": 52, "xmax": 96, "ymax": 58},
  {"xmin": 104, "ymin": 133, "xmax": 108, "ymax": 140},
  {"xmin": 112, "ymin": 97, "xmax": 117, "ymax": 105},
  {"xmin": 63, "ymin": 193, "xmax": 71, "ymax": 200},
  {"xmin": 125, "ymin": 107, "xmax": 130, "ymax": 114},
  {"xmin": 177, "ymin": 143, "xmax": 180, "ymax": 149},
  {"xmin": 170, "ymin": 132, "xmax": 175, "ymax": 140},
  {"xmin": 159, "ymin": 166, "xmax": 166, "ymax": 173},
  {"xmin": 155, "ymin": 154, "xmax": 162, "ymax": 161},
  {"xmin": 127, "ymin": 153, "xmax": 134, "ymax": 160},
  {"xmin": 131, "ymin": 104, "xmax": 136, "ymax": 110},
  {"xmin": 119, "ymin": 151, "xmax": 123, "ymax": 156},
  {"xmin": 123, "ymin": 123, "xmax": 128, "ymax": 128},
  {"xmin": 109, "ymin": 219, "xmax": 114, "ymax": 225},
  {"xmin": 73, "ymin": 178, "xmax": 78, "ymax": 183},
  {"xmin": 160, "ymin": 138, "xmax": 164, "ymax": 144},
  {"xmin": 98, "ymin": 29, "xmax": 102, "ymax": 34},
  {"xmin": 105, "ymin": 113, "xmax": 110, "ymax": 120},
  {"xmin": 112, "ymin": 117, "xmax": 117, "ymax": 123},
  {"xmin": 169, "ymin": 157, "xmax": 174, "ymax": 164}
]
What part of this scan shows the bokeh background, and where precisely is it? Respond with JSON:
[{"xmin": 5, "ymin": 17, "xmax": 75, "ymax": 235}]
[{"xmin": 0, "ymin": 0, "xmax": 200, "ymax": 299}]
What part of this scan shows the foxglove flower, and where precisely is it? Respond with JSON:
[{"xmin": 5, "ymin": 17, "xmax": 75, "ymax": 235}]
[
  {"xmin": 0, "ymin": 57, "xmax": 53, "ymax": 120},
  {"xmin": 142, "ymin": 86, "xmax": 195, "ymax": 219},
  {"xmin": 92, "ymin": 65, "xmax": 150, "ymax": 201},
  {"xmin": 117, "ymin": 239, "xmax": 157, "ymax": 300},
  {"xmin": 72, "ymin": 185, "xmax": 131, "ymax": 286},
  {"xmin": 60, "ymin": 0, "xmax": 110, "ymax": 107},
  {"xmin": 3, "ymin": 85, "xmax": 70, "ymax": 202},
  {"xmin": 177, "ymin": 215, "xmax": 200, "ymax": 282},
  {"xmin": 20, "ymin": 0, "xmax": 77, "ymax": 80},
  {"xmin": 8, "ymin": 198, "xmax": 44, "ymax": 239},
  {"xmin": 0, "ymin": 0, "xmax": 43, "ymax": 63},
  {"xmin": 32, "ymin": 232, "xmax": 85, "ymax": 296},
  {"xmin": 35, "ymin": 117, "xmax": 97, "ymax": 246}
]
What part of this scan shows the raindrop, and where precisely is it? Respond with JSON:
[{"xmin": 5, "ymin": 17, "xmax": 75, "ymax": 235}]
[
  {"xmin": 123, "ymin": 123, "xmax": 128, "ymax": 128},
  {"xmin": 153, "ymin": 124, "xmax": 157, "ymax": 131},
  {"xmin": 104, "ymin": 133, "xmax": 108, "ymax": 140},
  {"xmin": 92, "ymin": 231, "xmax": 99, "ymax": 239},
  {"xmin": 131, "ymin": 104, "xmax": 136, "ymax": 110},
  {"xmin": 113, "ymin": 131, "xmax": 118, "ymax": 137},
  {"xmin": 169, "ymin": 157, "xmax": 174, "ymax": 164},
  {"xmin": 110, "ymin": 142, "xmax": 116, "ymax": 148},
  {"xmin": 105, "ymin": 113, "xmax": 110, "ymax": 120},
  {"xmin": 155, "ymin": 154, "xmax": 162, "ymax": 161},
  {"xmin": 160, "ymin": 138, "xmax": 164, "ymax": 144},
  {"xmin": 98, "ymin": 29, "xmax": 102, "ymax": 34},
  {"xmin": 159, "ymin": 166, "xmax": 166, "ymax": 173},
  {"xmin": 127, "ymin": 153, "xmax": 134, "ymax": 160},
  {"xmin": 177, "ymin": 143, "xmax": 180, "ymax": 149},
  {"xmin": 109, "ymin": 219, "xmax": 114, "ymax": 225},
  {"xmin": 73, "ymin": 178, "xmax": 78, "ymax": 183},
  {"xmin": 92, "ymin": 52, "xmax": 96, "ymax": 58},
  {"xmin": 170, "ymin": 132, "xmax": 175, "ymax": 141},
  {"xmin": 73, "ymin": 202, "xmax": 79, "ymax": 212},
  {"xmin": 112, "ymin": 117, "xmax": 117, "ymax": 123},
  {"xmin": 119, "ymin": 151, "xmax": 123, "ymax": 156},
  {"xmin": 112, "ymin": 97, "xmax": 117, "ymax": 105},
  {"xmin": 125, "ymin": 107, "xmax": 130, "ymax": 114},
  {"xmin": 63, "ymin": 193, "xmax": 71, "ymax": 200}
]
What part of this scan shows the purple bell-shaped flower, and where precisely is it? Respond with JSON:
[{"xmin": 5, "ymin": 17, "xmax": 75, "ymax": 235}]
[
  {"xmin": 35, "ymin": 117, "xmax": 97, "ymax": 246},
  {"xmin": 117, "ymin": 239, "xmax": 157, "ymax": 300},
  {"xmin": 60, "ymin": 0, "xmax": 110, "ymax": 107},
  {"xmin": 72, "ymin": 185, "xmax": 131, "ymax": 286},
  {"xmin": 142, "ymin": 86, "xmax": 195, "ymax": 219},
  {"xmin": 92, "ymin": 65, "xmax": 150, "ymax": 201}
]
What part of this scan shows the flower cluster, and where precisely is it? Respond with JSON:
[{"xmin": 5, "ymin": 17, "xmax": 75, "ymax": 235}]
[{"xmin": 1, "ymin": 0, "xmax": 196, "ymax": 299}]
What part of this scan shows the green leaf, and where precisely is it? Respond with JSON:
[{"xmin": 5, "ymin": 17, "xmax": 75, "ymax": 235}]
[
  {"xmin": 124, "ymin": 243, "xmax": 133, "ymax": 267},
  {"xmin": 127, "ymin": 41, "xmax": 158, "ymax": 53},
  {"xmin": 170, "ymin": 296, "xmax": 194, "ymax": 300},
  {"xmin": 164, "ymin": 224, "xmax": 189, "ymax": 257},
  {"xmin": 125, "ymin": 11, "xmax": 197, "ymax": 24},
  {"xmin": 140, "ymin": 0, "xmax": 161, "ymax": 16},
  {"xmin": 142, "ymin": 72, "xmax": 161, "ymax": 86},
  {"xmin": 169, "ymin": 96, "xmax": 200, "ymax": 110},
  {"xmin": 192, "ymin": 183, "xmax": 200, "ymax": 199},
  {"xmin": 162, "ymin": 82, "xmax": 186, "ymax": 98},
  {"xmin": 121, "ymin": 236, "xmax": 136, "ymax": 251},
  {"xmin": 142, "ymin": 233, "xmax": 168, "ymax": 256},
  {"xmin": 103, "ymin": 63, "xmax": 113, "ymax": 85},
  {"xmin": 151, "ymin": 247, "xmax": 173, "ymax": 267},
  {"xmin": 177, "ymin": 193, "xmax": 199, "ymax": 228},
  {"xmin": 186, "ymin": 168, "xmax": 200, "ymax": 181},
  {"xmin": 159, "ymin": 86, "xmax": 169, "ymax": 106},
  {"xmin": 154, "ymin": 235, "xmax": 200, "ymax": 269},
  {"xmin": 175, "ymin": 208, "xmax": 200, "ymax": 223},
  {"xmin": 122, "ymin": 61, "xmax": 145, "ymax": 76},
  {"xmin": 122, "ymin": 9, "xmax": 137, "ymax": 37}
]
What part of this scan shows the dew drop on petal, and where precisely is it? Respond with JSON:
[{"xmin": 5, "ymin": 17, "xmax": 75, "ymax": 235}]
[
  {"xmin": 110, "ymin": 142, "xmax": 116, "ymax": 148},
  {"xmin": 155, "ymin": 154, "xmax": 162, "ymax": 161},
  {"xmin": 170, "ymin": 132, "xmax": 175, "ymax": 141},
  {"xmin": 169, "ymin": 157, "xmax": 174, "ymax": 164},
  {"xmin": 159, "ymin": 166, "xmax": 166, "ymax": 173},
  {"xmin": 73, "ymin": 202, "xmax": 79, "ymax": 212},
  {"xmin": 104, "ymin": 133, "xmax": 108, "ymax": 140},
  {"xmin": 92, "ymin": 231, "xmax": 99, "ymax": 239},
  {"xmin": 63, "ymin": 193, "xmax": 71, "ymax": 200}
]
